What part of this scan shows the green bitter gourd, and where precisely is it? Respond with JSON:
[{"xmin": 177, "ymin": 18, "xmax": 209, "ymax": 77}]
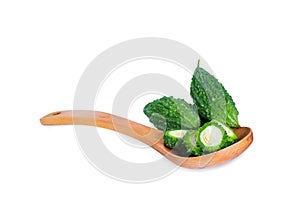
[
  {"xmin": 190, "ymin": 60, "xmax": 240, "ymax": 127},
  {"xmin": 211, "ymin": 119, "xmax": 238, "ymax": 144},
  {"xmin": 164, "ymin": 130, "xmax": 187, "ymax": 148},
  {"xmin": 197, "ymin": 121, "xmax": 228, "ymax": 153},
  {"xmin": 143, "ymin": 96, "xmax": 201, "ymax": 131}
]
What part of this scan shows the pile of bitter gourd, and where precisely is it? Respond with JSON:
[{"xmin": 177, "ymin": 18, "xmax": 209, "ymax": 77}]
[{"xmin": 143, "ymin": 60, "xmax": 240, "ymax": 156}]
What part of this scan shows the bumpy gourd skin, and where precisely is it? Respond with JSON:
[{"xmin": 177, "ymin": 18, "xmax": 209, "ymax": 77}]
[
  {"xmin": 164, "ymin": 130, "xmax": 202, "ymax": 157},
  {"xmin": 190, "ymin": 63, "xmax": 240, "ymax": 128},
  {"xmin": 164, "ymin": 130, "xmax": 186, "ymax": 148},
  {"xmin": 143, "ymin": 96, "xmax": 201, "ymax": 130}
]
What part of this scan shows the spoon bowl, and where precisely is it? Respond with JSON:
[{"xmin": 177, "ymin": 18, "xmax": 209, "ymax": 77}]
[{"xmin": 40, "ymin": 110, "xmax": 253, "ymax": 169}]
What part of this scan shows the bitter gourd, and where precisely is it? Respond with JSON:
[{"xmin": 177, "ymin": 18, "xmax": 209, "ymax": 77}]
[
  {"xmin": 164, "ymin": 129, "xmax": 202, "ymax": 156},
  {"xmin": 197, "ymin": 121, "xmax": 227, "ymax": 153},
  {"xmin": 182, "ymin": 130, "xmax": 202, "ymax": 156},
  {"xmin": 164, "ymin": 130, "xmax": 187, "ymax": 148},
  {"xmin": 143, "ymin": 96, "xmax": 200, "ymax": 130},
  {"xmin": 190, "ymin": 60, "xmax": 240, "ymax": 127},
  {"xmin": 211, "ymin": 119, "xmax": 238, "ymax": 144},
  {"xmin": 165, "ymin": 122, "xmax": 236, "ymax": 156}
]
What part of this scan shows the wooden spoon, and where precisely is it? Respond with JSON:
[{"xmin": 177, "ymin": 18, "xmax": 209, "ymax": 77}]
[{"xmin": 40, "ymin": 110, "xmax": 253, "ymax": 169}]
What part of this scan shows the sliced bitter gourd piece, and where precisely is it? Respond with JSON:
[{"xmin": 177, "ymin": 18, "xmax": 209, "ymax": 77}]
[
  {"xmin": 211, "ymin": 119, "xmax": 238, "ymax": 143},
  {"xmin": 164, "ymin": 130, "xmax": 187, "ymax": 148},
  {"xmin": 183, "ymin": 130, "xmax": 202, "ymax": 156},
  {"xmin": 197, "ymin": 122, "xmax": 227, "ymax": 153}
]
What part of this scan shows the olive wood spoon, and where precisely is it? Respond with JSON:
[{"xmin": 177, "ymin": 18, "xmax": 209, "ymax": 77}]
[{"xmin": 40, "ymin": 110, "xmax": 253, "ymax": 169}]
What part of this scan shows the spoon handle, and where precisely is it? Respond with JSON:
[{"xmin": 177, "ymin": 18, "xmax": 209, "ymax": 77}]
[{"xmin": 40, "ymin": 110, "xmax": 164, "ymax": 147}]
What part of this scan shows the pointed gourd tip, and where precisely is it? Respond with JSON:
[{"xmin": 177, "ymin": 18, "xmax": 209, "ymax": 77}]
[{"xmin": 197, "ymin": 59, "xmax": 200, "ymax": 68}]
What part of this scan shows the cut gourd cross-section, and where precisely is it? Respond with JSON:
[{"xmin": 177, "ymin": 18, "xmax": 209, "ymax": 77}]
[{"xmin": 197, "ymin": 122, "xmax": 227, "ymax": 153}]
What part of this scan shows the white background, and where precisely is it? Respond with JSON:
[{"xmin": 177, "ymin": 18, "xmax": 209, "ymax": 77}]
[{"xmin": 1, "ymin": 0, "xmax": 299, "ymax": 216}]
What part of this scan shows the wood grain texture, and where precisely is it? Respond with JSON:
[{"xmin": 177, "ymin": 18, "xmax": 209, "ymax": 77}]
[{"xmin": 40, "ymin": 110, "xmax": 253, "ymax": 169}]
